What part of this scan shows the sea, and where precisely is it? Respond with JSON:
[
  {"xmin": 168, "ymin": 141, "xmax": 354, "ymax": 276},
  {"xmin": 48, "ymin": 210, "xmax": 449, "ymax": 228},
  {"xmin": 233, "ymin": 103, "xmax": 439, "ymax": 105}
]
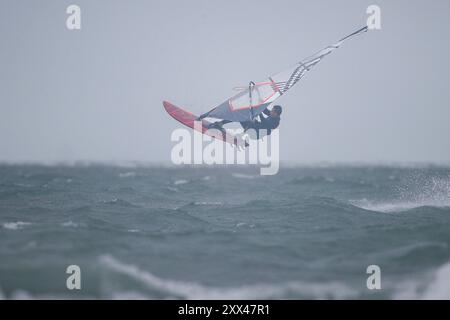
[{"xmin": 1, "ymin": 164, "xmax": 450, "ymax": 299}]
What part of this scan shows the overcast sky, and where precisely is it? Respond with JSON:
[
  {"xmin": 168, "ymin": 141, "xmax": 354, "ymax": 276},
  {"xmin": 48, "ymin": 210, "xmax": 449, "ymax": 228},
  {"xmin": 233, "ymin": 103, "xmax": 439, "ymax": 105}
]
[{"xmin": 1, "ymin": 0, "xmax": 449, "ymax": 164}]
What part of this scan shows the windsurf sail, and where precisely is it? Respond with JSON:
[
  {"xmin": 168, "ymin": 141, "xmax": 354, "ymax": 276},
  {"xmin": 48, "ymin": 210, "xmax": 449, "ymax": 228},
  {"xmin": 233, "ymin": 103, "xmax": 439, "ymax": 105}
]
[{"xmin": 202, "ymin": 26, "xmax": 368, "ymax": 122}]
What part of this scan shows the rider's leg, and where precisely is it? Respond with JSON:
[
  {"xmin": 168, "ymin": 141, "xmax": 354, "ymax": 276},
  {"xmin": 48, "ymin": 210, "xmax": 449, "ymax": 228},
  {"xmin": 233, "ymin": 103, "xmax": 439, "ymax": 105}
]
[{"xmin": 207, "ymin": 120, "xmax": 232, "ymax": 129}]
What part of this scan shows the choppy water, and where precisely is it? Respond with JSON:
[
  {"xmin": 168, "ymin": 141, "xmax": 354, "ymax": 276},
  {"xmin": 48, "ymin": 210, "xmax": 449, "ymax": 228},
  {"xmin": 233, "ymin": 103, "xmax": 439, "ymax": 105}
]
[{"xmin": 1, "ymin": 164, "xmax": 450, "ymax": 299}]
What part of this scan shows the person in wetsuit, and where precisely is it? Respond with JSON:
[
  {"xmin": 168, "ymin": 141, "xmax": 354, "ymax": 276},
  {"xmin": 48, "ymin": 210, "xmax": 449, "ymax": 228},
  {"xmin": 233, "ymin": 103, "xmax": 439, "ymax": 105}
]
[{"xmin": 207, "ymin": 105, "xmax": 282, "ymax": 139}]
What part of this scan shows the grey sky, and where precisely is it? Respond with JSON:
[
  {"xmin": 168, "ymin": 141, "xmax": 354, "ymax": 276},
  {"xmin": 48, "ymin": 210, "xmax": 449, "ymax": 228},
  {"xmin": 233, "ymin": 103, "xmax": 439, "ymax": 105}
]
[{"xmin": 1, "ymin": 0, "xmax": 449, "ymax": 164}]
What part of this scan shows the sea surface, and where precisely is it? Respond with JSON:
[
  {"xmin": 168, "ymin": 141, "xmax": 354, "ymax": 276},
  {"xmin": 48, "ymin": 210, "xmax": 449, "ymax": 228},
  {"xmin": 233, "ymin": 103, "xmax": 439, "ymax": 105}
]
[{"xmin": 1, "ymin": 164, "xmax": 450, "ymax": 299}]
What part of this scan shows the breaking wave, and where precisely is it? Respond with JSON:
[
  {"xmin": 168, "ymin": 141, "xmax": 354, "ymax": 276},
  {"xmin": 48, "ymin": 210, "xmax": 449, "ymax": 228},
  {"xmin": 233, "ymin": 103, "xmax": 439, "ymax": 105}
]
[
  {"xmin": 99, "ymin": 255, "xmax": 356, "ymax": 299},
  {"xmin": 393, "ymin": 261, "xmax": 450, "ymax": 299},
  {"xmin": 2, "ymin": 221, "xmax": 32, "ymax": 230}
]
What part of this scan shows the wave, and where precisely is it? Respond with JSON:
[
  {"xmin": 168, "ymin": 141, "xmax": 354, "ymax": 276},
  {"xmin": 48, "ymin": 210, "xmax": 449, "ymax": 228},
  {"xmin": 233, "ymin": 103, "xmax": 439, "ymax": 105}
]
[
  {"xmin": 99, "ymin": 255, "xmax": 356, "ymax": 299},
  {"xmin": 0, "ymin": 288, "xmax": 92, "ymax": 300},
  {"xmin": 232, "ymin": 173, "xmax": 258, "ymax": 179},
  {"xmin": 349, "ymin": 172, "xmax": 450, "ymax": 213},
  {"xmin": 351, "ymin": 199, "xmax": 450, "ymax": 213},
  {"xmin": 100, "ymin": 198, "xmax": 140, "ymax": 208},
  {"xmin": 393, "ymin": 260, "xmax": 450, "ymax": 299},
  {"xmin": 193, "ymin": 201, "xmax": 223, "ymax": 206},
  {"xmin": 235, "ymin": 222, "xmax": 255, "ymax": 228},
  {"xmin": 288, "ymin": 176, "xmax": 335, "ymax": 184},
  {"xmin": 2, "ymin": 221, "xmax": 31, "ymax": 230},
  {"xmin": 118, "ymin": 172, "xmax": 137, "ymax": 178},
  {"xmin": 61, "ymin": 221, "xmax": 78, "ymax": 228},
  {"xmin": 287, "ymin": 176, "xmax": 371, "ymax": 189},
  {"xmin": 127, "ymin": 229, "xmax": 140, "ymax": 233}
]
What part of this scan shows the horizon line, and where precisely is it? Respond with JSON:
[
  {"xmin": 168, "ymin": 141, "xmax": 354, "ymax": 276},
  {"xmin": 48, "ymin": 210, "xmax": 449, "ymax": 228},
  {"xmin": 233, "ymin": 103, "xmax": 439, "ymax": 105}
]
[{"xmin": 1, "ymin": 159, "xmax": 450, "ymax": 169}]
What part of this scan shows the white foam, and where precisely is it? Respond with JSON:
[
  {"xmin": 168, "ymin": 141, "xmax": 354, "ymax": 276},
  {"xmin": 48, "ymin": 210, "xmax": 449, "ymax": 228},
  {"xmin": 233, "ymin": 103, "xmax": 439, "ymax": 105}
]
[
  {"xmin": 61, "ymin": 221, "xmax": 78, "ymax": 227},
  {"xmin": 421, "ymin": 262, "xmax": 450, "ymax": 299},
  {"xmin": 232, "ymin": 173, "xmax": 258, "ymax": 179},
  {"xmin": 119, "ymin": 172, "xmax": 136, "ymax": 178},
  {"xmin": 5, "ymin": 289, "xmax": 76, "ymax": 300},
  {"xmin": 351, "ymin": 174, "xmax": 450, "ymax": 213},
  {"xmin": 99, "ymin": 255, "xmax": 356, "ymax": 299},
  {"xmin": 9, "ymin": 290, "xmax": 35, "ymax": 300},
  {"xmin": 350, "ymin": 199, "xmax": 424, "ymax": 213},
  {"xmin": 393, "ymin": 261, "xmax": 450, "ymax": 299},
  {"xmin": 174, "ymin": 179, "xmax": 188, "ymax": 185},
  {"xmin": 351, "ymin": 198, "xmax": 450, "ymax": 213},
  {"xmin": 110, "ymin": 291, "xmax": 149, "ymax": 300},
  {"xmin": 194, "ymin": 201, "xmax": 223, "ymax": 206},
  {"xmin": 2, "ymin": 221, "xmax": 31, "ymax": 230}
]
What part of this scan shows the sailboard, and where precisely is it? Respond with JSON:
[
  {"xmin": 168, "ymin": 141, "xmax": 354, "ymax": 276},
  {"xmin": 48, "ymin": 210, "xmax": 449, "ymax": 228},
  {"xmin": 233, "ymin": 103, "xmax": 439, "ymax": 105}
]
[
  {"xmin": 163, "ymin": 101, "xmax": 249, "ymax": 147},
  {"xmin": 164, "ymin": 26, "xmax": 368, "ymax": 144}
]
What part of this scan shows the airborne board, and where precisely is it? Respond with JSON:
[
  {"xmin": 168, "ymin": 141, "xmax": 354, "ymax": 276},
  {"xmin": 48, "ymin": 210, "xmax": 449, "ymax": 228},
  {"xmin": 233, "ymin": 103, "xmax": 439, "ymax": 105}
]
[{"xmin": 163, "ymin": 101, "xmax": 248, "ymax": 147}]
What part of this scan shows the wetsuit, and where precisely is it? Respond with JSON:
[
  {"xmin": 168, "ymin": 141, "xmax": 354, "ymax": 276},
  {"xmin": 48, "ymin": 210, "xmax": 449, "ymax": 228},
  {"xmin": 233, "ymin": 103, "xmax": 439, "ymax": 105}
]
[
  {"xmin": 241, "ymin": 108, "xmax": 280, "ymax": 137},
  {"xmin": 214, "ymin": 108, "xmax": 279, "ymax": 139}
]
